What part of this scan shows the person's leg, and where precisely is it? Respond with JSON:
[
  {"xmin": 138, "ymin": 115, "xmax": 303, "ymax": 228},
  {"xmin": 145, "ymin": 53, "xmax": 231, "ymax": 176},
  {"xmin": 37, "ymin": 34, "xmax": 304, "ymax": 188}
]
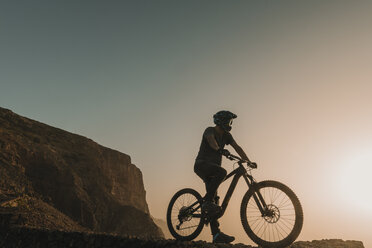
[
  {"xmin": 194, "ymin": 161, "xmax": 234, "ymax": 243},
  {"xmin": 194, "ymin": 161, "xmax": 226, "ymax": 202},
  {"xmin": 204, "ymin": 167, "xmax": 226, "ymax": 201},
  {"xmin": 210, "ymin": 192, "xmax": 221, "ymax": 235},
  {"xmin": 195, "ymin": 161, "xmax": 225, "ymax": 235},
  {"xmin": 210, "ymin": 219, "xmax": 220, "ymax": 236}
]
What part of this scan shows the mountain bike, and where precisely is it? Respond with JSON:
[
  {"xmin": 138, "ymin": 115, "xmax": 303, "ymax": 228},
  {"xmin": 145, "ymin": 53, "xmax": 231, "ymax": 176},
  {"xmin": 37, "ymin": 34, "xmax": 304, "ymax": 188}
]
[{"xmin": 166, "ymin": 154, "xmax": 303, "ymax": 248}]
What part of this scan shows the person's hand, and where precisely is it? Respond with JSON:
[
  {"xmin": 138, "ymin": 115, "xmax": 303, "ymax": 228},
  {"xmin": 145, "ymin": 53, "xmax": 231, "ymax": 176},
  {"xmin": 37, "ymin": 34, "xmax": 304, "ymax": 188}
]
[{"xmin": 218, "ymin": 148, "xmax": 230, "ymax": 157}]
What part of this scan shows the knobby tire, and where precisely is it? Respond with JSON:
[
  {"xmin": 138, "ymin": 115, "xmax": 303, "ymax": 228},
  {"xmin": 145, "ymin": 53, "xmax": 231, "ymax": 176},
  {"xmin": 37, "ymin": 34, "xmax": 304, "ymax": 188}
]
[
  {"xmin": 240, "ymin": 180, "xmax": 303, "ymax": 248},
  {"xmin": 167, "ymin": 188, "xmax": 204, "ymax": 241}
]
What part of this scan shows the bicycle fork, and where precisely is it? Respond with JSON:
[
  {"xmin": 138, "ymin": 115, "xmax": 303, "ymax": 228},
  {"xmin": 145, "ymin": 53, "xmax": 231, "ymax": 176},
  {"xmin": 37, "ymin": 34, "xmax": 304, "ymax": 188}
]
[{"xmin": 243, "ymin": 173, "xmax": 269, "ymax": 217}]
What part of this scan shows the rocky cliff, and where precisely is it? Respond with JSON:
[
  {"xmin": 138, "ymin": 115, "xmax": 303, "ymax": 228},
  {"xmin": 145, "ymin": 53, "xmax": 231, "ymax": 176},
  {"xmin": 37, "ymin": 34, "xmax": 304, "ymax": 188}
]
[{"xmin": 0, "ymin": 107, "xmax": 163, "ymax": 237}]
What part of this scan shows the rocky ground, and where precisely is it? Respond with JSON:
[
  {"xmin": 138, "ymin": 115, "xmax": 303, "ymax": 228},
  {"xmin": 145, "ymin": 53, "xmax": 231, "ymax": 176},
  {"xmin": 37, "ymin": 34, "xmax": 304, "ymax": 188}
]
[
  {"xmin": 0, "ymin": 227, "xmax": 254, "ymax": 248},
  {"xmin": 0, "ymin": 193, "xmax": 88, "ymax": 232},
  {"xmin": 0, "ymin": 226, "xmax": 365, "ymax": 248}
]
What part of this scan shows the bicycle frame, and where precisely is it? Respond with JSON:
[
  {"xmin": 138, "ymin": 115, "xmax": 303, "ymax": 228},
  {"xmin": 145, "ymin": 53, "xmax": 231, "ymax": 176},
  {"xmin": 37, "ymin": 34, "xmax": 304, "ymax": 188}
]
[
  {"xmin": 189, "ymin": 161, "xmax": 269, "ymax": 219},
  {"xmin": 220, "ymin": 162, "xmax": 269, "ymax": 215}
]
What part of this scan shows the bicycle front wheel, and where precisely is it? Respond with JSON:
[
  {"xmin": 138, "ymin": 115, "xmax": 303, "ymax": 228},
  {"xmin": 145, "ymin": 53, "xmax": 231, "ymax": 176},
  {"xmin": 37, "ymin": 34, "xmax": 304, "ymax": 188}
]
[
  {"xmin": 241, "ymin": 180, "xmax": 303, "ymax": 248},
  {"xmin": 166, "ymin": 188, "xmax": 204, "ymax": 241}
]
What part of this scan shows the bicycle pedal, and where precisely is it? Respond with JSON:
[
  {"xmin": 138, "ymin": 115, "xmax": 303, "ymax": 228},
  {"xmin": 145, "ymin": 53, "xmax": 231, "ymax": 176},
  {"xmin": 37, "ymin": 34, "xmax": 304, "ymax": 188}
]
[{"xmin": 202, "ymin": 214, "xmax": 210, "ymax": 226}]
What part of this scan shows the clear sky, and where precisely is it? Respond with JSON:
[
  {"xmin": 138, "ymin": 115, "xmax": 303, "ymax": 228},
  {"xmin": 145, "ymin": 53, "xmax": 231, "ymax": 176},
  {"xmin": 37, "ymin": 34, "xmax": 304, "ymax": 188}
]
[{"xmin": 1, "ymin": 1, "xmax": 372, "ymax": 246}]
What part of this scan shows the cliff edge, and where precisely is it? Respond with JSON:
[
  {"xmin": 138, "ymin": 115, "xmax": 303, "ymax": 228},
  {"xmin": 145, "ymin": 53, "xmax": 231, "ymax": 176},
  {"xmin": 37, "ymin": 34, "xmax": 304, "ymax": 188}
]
[{"xmin": 0, "ymin": 107, "xmax": 163, "ymax": 238}]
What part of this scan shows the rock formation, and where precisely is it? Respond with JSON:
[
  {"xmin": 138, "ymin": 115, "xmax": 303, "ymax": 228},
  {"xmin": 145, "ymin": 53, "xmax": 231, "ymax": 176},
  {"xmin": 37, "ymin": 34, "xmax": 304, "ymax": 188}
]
[{"xmin": 0, "ymin": 107, "xmax": 163, "ymax": 237}]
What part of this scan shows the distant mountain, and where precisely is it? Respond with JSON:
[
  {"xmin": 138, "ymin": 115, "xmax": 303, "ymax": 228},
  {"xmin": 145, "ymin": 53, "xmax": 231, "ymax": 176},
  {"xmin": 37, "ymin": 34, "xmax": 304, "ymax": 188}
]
[
  {"xmin": 0, "ymin": 107, "xmax": 163, "ymax": 238},
  {"xmin": 152, "ymin": 216, "xmax": 172, "ymax": 239}
]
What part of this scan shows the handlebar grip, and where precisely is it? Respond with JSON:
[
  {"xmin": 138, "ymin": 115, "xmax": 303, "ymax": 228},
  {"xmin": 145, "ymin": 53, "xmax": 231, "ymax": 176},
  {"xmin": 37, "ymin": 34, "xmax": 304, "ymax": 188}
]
[
  {"xmin": 227, "ymin": 154, "xmax": 240, "ymax": 160},
  {"xmin": 225, "ymin": 153, "xmax": 258, "ymax": 169}
]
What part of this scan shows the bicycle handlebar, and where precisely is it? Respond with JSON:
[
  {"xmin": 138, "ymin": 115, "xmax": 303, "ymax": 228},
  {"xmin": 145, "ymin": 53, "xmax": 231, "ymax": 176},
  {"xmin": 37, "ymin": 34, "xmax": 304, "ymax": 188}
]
[{"xmin": 224, "ymin": 153, "xmax": 258, "ymax": 169}]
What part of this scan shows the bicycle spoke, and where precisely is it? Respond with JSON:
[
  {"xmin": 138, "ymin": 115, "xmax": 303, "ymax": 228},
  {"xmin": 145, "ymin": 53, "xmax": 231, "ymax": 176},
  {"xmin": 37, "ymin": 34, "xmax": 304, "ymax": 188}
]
[
  {"xmin": 278, "ymin": 193, "xmax": 291, "ymax": 207},
  {"xmin": 275, "ymin": 222, "xmax": 284, "ymax": 240},
  {"xmin": 244, "ymin": 185, "xmax": 299, "ymax": 242},
  {"xmin": 241, "ymin": 181, "xmax": 303, "ymax": 247},
  {"xmin": 278, "ymin": 197, "xmax": 290, "ymax": 208},
  {"xmin": 279, "ymin": 218, "xmax": 293, "ymax": 232},
  {"xmin": 277, "ymin": 220, "xmax": 289, "ymax": 236},
  {"xmin": 168, "ymin": 191, "xmax": 203, "ymax": 238}
]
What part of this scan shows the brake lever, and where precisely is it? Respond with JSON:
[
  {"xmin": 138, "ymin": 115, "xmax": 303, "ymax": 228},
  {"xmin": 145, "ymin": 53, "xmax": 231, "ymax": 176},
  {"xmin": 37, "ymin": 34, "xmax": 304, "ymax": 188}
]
[
  {"xmin": 248, "ymin": 162, "xmax": 258, "ymax": 169},
  {"xmin": 240, "ymin": 159, "xmax": 257, "ymax": 169}
]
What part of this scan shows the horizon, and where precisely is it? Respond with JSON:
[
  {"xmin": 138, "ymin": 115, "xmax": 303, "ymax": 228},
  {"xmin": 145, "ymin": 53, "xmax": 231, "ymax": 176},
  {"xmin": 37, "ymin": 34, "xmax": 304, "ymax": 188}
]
[{"xmin": 1, "ymin": 1, "xmax": 371, "ymax": 247}]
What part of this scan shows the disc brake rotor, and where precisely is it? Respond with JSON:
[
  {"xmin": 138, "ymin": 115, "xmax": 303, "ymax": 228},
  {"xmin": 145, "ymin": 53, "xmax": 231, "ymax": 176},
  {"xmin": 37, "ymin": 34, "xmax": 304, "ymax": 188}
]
[{"xmin": 263, "ymin": 204, "xmax": 280, "ymax": 223}]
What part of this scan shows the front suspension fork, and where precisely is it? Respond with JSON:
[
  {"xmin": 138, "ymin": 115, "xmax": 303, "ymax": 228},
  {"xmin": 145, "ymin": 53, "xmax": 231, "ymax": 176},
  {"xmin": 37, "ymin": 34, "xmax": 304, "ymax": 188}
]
[
  {"xmin": 252, "ymin": 189, "xmax": 268, "ymax": 216},
  {"xmin": 244, "ymin": 174, "xmax": 268, "ymax": 216}
]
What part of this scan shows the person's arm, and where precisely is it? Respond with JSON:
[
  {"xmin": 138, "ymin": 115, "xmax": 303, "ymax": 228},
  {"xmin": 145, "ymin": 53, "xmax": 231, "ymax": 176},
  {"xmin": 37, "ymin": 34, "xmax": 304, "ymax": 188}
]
[
  {"xmin": 230, "ymin": 140, "xmax": 250, "ymax": 162},
  {"xmin": 205, "ymin": 130, "xmax": 220, "ymax": 151}
]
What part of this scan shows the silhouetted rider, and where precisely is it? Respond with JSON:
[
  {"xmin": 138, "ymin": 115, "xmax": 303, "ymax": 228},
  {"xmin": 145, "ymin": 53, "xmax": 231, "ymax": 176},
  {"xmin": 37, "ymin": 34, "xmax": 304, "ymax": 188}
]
[{"xmin": 194, "ymin": 110, "xmax": 251, "ymax": 244}]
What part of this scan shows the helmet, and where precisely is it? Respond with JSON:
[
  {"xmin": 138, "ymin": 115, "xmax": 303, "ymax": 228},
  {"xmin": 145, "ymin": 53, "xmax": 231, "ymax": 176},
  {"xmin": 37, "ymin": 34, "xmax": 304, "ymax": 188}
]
[{"xmin": 213, "ymin": 110, "xmax": 237, "ymax": 132}]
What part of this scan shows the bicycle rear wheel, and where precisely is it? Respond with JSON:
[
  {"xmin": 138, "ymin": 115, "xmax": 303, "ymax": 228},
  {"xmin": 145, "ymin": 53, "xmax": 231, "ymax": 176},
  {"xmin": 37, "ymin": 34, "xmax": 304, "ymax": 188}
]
[
  {"xmin": 167, "ymin": 188, "xmax": 204, "ymax": 241},
  {"xmin": 240, "ymin": 180, "xmax": 303, "ymax": 248}
]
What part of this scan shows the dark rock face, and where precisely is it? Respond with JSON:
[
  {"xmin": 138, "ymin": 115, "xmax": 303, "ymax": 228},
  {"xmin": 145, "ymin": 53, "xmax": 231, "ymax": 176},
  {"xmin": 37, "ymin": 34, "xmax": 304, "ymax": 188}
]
[{"xmin": 0, "ymin": 107, "xmax": 163, "ymax": 238}]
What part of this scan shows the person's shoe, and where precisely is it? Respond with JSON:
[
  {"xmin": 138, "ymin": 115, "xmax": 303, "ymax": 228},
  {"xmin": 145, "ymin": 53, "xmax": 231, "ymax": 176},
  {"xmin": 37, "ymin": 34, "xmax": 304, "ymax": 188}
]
[
  {"xmin": 213, "ymin": 232, "xmax": 235, "ymax": 243},
  {"xmin": 202, "ymin": 201, "xmax": 222, "ymax": 218}
]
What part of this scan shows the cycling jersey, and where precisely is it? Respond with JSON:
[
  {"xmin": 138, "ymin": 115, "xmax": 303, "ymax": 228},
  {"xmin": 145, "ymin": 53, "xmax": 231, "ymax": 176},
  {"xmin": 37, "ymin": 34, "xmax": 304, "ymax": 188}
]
[{"xmin": 195, "ymin": 127, "xmax": 235, "ymax": 165}]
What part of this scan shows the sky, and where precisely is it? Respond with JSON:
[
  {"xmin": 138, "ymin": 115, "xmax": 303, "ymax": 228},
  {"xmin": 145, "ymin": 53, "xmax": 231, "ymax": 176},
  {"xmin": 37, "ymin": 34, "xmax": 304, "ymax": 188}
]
[{"xmin": 1, "ymin": 0, "xmax": 372, "ymax": 246}]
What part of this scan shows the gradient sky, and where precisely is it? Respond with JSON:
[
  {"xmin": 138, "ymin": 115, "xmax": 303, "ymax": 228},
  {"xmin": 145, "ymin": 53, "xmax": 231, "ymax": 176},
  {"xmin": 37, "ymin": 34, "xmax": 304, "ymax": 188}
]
[{"xmin": 1, "ymin": 1, "xmax": 372, "ymax": 246}]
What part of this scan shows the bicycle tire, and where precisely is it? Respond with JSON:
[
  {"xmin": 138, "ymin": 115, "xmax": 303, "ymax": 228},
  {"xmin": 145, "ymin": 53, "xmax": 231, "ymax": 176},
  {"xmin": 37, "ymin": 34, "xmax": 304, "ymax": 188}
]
[
  {"xmin": 240, "ymin": 180, "xmax": 303, "ymax": 248},
  {"xmin": 167, "ymin": 188, "xmax": 204, "ymax": 241}
]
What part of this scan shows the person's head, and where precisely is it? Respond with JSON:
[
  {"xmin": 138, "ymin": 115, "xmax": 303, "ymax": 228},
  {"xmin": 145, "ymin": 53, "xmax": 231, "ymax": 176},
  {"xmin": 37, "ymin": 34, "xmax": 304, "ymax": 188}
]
[{"xmin": 213, "ymin": 110, "xmax": 237, "ymax": 132}]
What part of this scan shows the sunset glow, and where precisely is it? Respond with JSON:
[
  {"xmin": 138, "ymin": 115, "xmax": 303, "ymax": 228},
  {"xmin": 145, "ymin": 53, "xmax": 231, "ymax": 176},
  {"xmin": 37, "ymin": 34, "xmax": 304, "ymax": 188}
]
[
  {"xmin": 333, "ymin": 147, "xmax": 372, "ymax": 214},
  {"xmin": 1, "ymin": 1, "xmax": 372, "ymax": 247}
]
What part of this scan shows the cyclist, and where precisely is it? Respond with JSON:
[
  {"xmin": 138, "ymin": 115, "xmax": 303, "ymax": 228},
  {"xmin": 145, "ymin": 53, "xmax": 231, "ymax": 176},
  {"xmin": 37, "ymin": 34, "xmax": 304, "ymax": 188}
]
[{"xmin": 194, "ymin": 110, "xmax": 252, "ymax": 243}]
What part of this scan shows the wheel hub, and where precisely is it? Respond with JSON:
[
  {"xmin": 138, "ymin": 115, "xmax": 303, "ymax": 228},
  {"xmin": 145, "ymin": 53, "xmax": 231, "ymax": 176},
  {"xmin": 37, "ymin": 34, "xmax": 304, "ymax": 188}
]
[
  {"xmin": 178, "ymin": 206, "xmax": 192, "ymax": 222},
  {"xmin": 263, "ymin": 204, "xmax": 280, "ymax": 223}
]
